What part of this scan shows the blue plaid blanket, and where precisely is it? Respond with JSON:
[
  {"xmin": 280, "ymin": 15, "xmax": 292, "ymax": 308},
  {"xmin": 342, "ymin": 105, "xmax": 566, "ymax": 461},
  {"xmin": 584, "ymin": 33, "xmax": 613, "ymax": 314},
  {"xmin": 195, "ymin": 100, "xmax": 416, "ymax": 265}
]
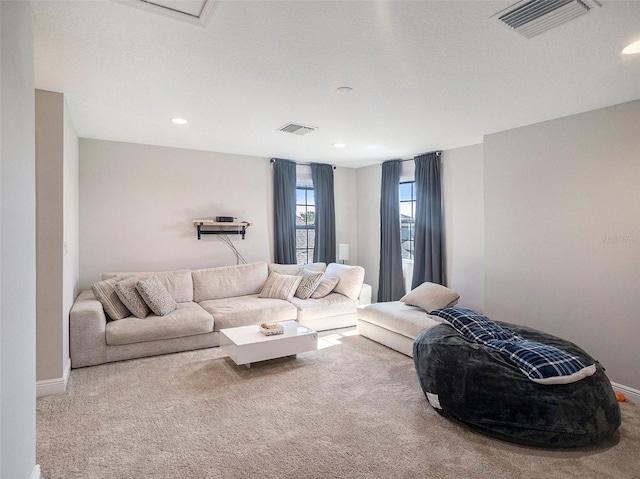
[{"xmin": 430, "ymin": 308, "xmax": 596, "ymax": 384}]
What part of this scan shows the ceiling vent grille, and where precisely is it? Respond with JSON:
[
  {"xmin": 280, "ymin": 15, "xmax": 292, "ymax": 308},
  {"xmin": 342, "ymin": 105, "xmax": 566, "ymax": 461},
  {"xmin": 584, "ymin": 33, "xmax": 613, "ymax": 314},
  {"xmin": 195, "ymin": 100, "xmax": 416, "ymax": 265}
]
[
  {"xmin": 112, "ymin": 0, "xmax": 217, "ymax": 27},
  {"xmin": 491, "ymin": 0, "xmax": 601, "ymax": 38},
  {"xmin": 278, "ymin": 123, "xmax": 318, "ymax": 136}
]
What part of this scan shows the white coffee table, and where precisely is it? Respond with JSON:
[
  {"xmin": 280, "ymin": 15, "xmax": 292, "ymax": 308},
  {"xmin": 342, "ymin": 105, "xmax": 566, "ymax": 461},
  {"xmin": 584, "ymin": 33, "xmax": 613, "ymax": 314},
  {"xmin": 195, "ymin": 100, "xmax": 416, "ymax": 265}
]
[{"xmin": 220, "ymin": 320, "xmax": 317, "ymax": 368}]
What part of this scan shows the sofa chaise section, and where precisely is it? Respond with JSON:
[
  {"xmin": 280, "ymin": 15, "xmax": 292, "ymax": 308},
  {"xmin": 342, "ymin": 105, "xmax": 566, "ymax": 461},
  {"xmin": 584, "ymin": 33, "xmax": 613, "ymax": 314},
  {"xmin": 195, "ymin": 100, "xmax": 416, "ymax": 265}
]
[
  {"xmin": 357, "ymin": 301, "xmax": 442, "ymax": 356},
  {"xmin": 356, "ymin": 282, "xmax": 460, "ymax": 357}
]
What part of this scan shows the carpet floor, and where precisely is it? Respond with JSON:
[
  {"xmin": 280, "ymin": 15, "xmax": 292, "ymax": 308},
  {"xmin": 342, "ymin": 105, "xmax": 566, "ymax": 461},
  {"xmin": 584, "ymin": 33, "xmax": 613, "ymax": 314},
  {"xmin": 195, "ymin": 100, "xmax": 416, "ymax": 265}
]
[{"xmin": 37, "ymin": 329, "xmax": 640, "ymax": 479}]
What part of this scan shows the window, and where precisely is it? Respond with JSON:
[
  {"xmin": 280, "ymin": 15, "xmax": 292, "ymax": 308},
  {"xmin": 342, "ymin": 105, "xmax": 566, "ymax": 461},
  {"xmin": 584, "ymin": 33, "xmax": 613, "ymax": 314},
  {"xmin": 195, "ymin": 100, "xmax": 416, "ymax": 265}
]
[
  {"xmin": 400, "ymin": 181, "xmax": 416, "ymax": 260},
  {"xmin": 296, "ymin": 186, "xmax": 315, "ymax": 264}
]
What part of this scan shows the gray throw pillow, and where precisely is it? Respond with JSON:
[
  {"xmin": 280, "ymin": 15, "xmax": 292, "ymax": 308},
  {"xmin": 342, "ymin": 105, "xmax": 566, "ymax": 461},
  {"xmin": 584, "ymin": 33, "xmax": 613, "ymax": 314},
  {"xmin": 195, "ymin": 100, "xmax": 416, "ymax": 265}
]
[
  {"xmin": 310, "ymin": 276, "xmax": 340, "ymax": 299},
  {"xmin": 91, "ymin": 278, "xmax": 131, "ymax": 320},
  {"xmin": 295, "ymin": 270, "xmax": 324, "ymax": 299},
  {"xmin": 136, "ymin": 276, "xmax": 178, "ymax": 316},
  {"xmin": 115, "ymin": 277, "xmax": 150, "ymax": 319}
]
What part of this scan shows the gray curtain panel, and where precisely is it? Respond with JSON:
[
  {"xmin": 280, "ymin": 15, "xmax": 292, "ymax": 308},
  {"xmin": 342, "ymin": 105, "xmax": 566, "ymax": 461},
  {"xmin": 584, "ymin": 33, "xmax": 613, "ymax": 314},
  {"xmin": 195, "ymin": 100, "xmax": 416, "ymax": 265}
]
[
  {"xmin": 378, "ymin": 160, "xmax": 406, "ymax": 302},
  {"xmin": 411, "ymin": 152, "xmax": 444, "ymax": 288},
  {"xmin": 273, "ymin": 158, "xmax": 297, "ymax": 264},
  {"xmin": 311, "ymin": 163, "xmax": 336, "ymax": 263}
]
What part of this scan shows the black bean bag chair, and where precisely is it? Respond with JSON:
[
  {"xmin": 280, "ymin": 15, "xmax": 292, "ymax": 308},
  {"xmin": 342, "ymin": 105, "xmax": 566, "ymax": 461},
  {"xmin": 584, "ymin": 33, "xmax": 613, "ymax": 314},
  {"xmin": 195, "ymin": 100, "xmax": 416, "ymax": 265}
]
[{"xmin": 413, "ymin": 321, "xmax": 621, "ymax": 448}]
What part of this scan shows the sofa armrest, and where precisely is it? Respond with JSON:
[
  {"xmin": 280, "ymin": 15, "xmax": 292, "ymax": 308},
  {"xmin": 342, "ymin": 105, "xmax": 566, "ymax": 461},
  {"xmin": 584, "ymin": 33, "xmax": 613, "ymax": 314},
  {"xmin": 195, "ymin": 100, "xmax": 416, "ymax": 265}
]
[
  {"xmin": 69, "ymin": 290, "xmax": 108, "ymax": 368},
  {"xmin": 358, "ymin": 284, "xmax": 372, "ymax": 306}
]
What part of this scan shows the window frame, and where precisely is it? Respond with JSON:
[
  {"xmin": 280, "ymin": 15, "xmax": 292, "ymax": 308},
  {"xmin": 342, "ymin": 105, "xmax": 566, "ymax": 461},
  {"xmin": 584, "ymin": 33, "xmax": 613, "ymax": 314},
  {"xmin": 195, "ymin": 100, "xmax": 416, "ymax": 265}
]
[
  {"xmin": 295, "ymin": 185, "xmax": 315, "ymax": 265},
  {"xmin": 400, "ymin": 180, "xmax": 416, "ymax": 261}
]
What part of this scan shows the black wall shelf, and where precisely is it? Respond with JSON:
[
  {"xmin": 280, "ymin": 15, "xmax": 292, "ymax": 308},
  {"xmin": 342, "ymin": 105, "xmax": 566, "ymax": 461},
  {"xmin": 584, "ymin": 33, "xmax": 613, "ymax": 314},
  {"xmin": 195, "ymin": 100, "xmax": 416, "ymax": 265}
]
[{"xmin": 193, "ymin": 221, "xmax": 251, "ymax": 240}]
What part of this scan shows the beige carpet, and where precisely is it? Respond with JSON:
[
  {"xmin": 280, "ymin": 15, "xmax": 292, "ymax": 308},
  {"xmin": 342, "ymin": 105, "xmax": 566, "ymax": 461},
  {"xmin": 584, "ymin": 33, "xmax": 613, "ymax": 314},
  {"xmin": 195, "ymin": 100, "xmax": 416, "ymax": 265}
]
[{"xmin": 37, "ymin": 330, "xmax": 640, "ymax": 479}]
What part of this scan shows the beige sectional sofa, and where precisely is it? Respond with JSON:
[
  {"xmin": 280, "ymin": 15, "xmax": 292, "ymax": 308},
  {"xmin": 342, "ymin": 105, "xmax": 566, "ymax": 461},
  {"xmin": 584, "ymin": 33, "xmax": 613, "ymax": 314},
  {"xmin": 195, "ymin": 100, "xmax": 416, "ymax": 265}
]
[{"xmin": 70, "ymin": 261, "xmax": 371, "ymax": 368}]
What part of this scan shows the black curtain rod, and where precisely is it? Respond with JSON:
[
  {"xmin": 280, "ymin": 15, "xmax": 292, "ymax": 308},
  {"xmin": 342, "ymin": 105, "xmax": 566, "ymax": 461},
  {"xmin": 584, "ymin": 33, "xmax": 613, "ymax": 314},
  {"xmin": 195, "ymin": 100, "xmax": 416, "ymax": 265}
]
[
  {"xmin": 399, "ymin": 151, "xmax": 442, "ymax": 162},
  {"xmin": 270, "ymin": 158, "xmax": 336, "ymax": 170}
]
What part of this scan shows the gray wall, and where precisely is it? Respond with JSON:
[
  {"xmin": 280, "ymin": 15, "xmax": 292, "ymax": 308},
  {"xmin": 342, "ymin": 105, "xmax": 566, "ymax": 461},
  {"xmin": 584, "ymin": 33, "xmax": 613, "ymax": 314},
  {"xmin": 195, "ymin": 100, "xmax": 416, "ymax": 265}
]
[
  {"xmin": 355, "ymin": 163, "xmax": 381, "ymax": 297},
  {"xmin": 35, "ymin": 89, "xmax": 78, "ymax": 386},
  {"xmin": 79, "ymin": 139, "xmax": 359, "ymax": 289},
  {"xmin": 1, "ymin": 1, "xmax": 38, "ymax": 477},
  {"xmin": 63, "ymin": 98, "xmax": 79, "ymax": 379},
  {"xmin": 484, "ymin": 99, "xmax": 640, "ymax": 391},
  {"xmin": 442, "ymin": 144, "xmax": 484, "ymax": 311},
  {"xmin": 355, "ymin": 146, "xmax": 485, "ymax": 308}
]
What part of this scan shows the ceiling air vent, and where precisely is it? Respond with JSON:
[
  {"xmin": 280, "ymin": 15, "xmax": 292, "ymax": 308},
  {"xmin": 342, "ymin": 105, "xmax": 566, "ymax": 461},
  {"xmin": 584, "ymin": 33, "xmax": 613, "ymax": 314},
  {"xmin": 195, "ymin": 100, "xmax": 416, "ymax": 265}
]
[
  {"xmin": 278, "ymin": 123, "xmax": 318, "ymax": 136},
  {"xmin": 491, "ymin": 0, "xmax": 601, "ymax": 38},
  {"xmin": 112, "ymin": 0, "xmax": 217, "ymax": 27}
]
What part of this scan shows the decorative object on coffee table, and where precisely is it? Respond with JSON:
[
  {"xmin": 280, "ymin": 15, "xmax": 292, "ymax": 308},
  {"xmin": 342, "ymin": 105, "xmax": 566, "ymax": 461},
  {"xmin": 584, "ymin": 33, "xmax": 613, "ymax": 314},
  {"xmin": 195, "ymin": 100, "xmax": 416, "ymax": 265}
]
[{"xmin": 259, "ymin": 323, "xmax": 284, "ymax": 336}]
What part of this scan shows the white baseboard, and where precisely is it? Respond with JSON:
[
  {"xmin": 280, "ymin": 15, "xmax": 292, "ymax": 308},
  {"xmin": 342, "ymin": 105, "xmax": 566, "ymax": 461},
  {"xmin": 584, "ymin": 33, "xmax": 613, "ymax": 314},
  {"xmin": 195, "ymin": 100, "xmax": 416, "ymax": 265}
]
[
  {"xmin": 31, "ymin": 464, "xmax": 41, "ymax": 479},
  {"xmin": 36, "ymin": 357, "xmax": 71, "ymax": 398},
  {"xmin": 611, "ymin": 382, "xmax": 640, "ymax": 405}
]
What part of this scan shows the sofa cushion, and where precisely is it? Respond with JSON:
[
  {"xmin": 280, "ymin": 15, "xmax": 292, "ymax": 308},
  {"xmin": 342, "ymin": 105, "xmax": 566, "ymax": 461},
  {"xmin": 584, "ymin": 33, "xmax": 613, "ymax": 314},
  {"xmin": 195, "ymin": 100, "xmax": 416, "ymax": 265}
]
[
  {"xmin": 198, "ymin": 295, "xmax": 297, "ymax": 331},
  {"xmin": 136, "ymin": 276, "xmax": 178, "ymax": 316},
  {"xmin": 357, "ymin": 301, "xmax": 443, "ymax": 339},
  {"xmin": 324, "ymin": 263, "xmax": 365, "ymax": 300},
  {"xmin": 401, "ymin": 282, "xmax": 459, "ymax": 312},
  {"xmin": 310, "ymin": 276, "xmax": 339, "ymax": 299},
  {"xmin": 103, "ymin": 270, "xmax": 193, "ymax": 303},
  {"xmin": 106, "ymin": 302, "xmax": 213, "ymax": 346},
  {"xmin": 268, "ymin": 263, "xmax": 302, "ymax": 275},
  {"xmin": 259, "ymin": 272, "xmax": 302, "ymax": 301},
  {"xmin": 269, "ymin": 262, "xmax": 326, "ymax": 275},
  {"xmin": 115, "ymin": 277, "xmax": 150, "ymax": 319},
  {"xmin": 295, "ymin": 270, "xmax": 324, "ymax": 299},
  {"xmin": 192, "ymin": 262, "xmax": 268, "ymax": 302},
  {"xmin": 290, "ymin": 293, "xmax": 359, "ymax": 322},
  {"xmin": 91, "ymin": 278, "xmax": 131, "ymax": 320}
]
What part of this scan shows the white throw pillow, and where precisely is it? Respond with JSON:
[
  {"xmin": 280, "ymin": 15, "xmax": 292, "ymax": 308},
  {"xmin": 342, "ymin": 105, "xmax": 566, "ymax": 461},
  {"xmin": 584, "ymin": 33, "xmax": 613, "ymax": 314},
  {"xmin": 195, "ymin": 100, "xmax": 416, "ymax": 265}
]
[
  {"xmin": 400, "ymin": 282, "xmax": 459, "ymax": 313},
  {"xmin": 324, "ymin": 263, "xmax": 365, "ymax": 300}
]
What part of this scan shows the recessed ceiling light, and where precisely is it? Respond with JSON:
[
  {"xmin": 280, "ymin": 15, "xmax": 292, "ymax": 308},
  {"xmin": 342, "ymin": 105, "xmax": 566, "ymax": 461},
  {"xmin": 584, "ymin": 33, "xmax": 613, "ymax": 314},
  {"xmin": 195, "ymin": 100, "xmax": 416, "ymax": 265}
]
[
  {"xmin": 336, "ymin": 87, "xmax": 353, "ymax": 94},
  {"xmin": 622, "ymin": 40, "xmax": 640, "ymax": 55},
  {"xmin": 333, "ymin": 143, "xmax": 346, "ymax": 148},
  {"xmin": 171, "ymin": 117, "xmax": 188, "ymax": 124}
]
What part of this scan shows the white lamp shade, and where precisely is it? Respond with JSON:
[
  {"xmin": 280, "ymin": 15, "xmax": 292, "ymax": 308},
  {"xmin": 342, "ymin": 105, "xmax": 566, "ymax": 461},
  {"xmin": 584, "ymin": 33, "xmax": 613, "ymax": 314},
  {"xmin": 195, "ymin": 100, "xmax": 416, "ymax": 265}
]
[{"xmin": 338, "ymin": 244, "xmax": 350, "ymax": 261}]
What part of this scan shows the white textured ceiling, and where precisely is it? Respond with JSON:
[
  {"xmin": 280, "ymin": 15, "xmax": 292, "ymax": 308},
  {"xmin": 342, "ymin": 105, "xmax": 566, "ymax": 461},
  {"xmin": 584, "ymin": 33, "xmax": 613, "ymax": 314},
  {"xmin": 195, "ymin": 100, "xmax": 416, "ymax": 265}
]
[{"xmin": 32, "ymin": 0, "xmax": 640, "ymax": 168}]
